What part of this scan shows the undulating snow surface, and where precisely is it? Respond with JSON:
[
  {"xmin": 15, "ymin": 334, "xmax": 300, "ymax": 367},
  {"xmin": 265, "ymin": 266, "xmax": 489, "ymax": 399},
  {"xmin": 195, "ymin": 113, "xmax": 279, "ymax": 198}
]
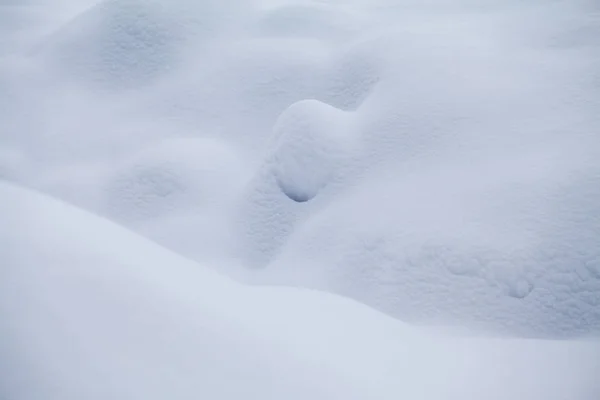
[
  {"xmin": 1, "ymin": 0, "xmax": 600, "ymax": 397},
  {"xmin": 2, "ymin": 181, "xmax": 600, "ymax": 399}
]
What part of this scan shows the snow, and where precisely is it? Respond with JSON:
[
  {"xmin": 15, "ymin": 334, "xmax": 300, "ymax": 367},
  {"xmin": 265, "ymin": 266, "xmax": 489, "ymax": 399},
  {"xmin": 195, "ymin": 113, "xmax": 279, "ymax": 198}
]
[
  {"xmin": 265, "ymin": 148, "xmax": 600, "ymax": 337},
  {"xmin": 2, "ymin": 181, "xmax": 600, "ymax": 400},
  {"xmin": 102, "ymin": 136, "xmax": 246, "ymax": 223},
  {"xmin": 1, "ymin": 0, "xmax": 600, "ymax": 397},
  {"xmin": 0, "ymin": 182, "xmax": 372, "ymax": 400},
  {"xmin": 269, "ymin": 99, "xmax": 357, "ymax": 203},
  {"xmin": 36, "ymin": 0, "xmax": 256, "ymax": 88}
]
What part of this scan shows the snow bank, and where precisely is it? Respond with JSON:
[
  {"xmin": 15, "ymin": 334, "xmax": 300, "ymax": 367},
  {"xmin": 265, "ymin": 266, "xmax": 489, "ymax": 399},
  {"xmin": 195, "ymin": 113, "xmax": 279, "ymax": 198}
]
[{"xmin": 2, "ymin": 181, "xmax": 600, "ymax": 400}]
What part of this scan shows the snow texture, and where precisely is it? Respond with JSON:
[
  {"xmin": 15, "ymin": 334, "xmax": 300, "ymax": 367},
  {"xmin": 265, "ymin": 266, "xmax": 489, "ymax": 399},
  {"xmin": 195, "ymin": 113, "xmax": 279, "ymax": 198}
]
[
  {"xmin": 2, "ymin": 0, "xmax": 600, "ymax": 395},
  {"xmin": 1, "ymin": 0, "xmax": 600, "ymax": 351}
]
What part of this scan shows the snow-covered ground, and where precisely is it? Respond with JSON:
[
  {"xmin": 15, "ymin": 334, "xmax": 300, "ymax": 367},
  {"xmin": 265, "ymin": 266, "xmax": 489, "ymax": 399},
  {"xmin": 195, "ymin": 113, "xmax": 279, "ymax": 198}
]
[
  {"xmin": 1, "ymin": 0, "xmax": 600, "ymax": 398},
  {"xmin": 3, "ymin": 181, "xmax": 600, "ymax": 399}
]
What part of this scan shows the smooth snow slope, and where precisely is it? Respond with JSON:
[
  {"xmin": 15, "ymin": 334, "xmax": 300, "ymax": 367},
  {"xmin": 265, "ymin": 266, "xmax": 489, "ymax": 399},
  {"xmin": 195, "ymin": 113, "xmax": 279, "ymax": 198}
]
[
  {"xmin": 2, "ymin": 181, "xmax": 600, "ymax": 400},
  {"xmin": 1, "ymin": 0, "xmax": 599, "ymax": 338},
  {"xmin": 0, "ymin": 181, "xmax": 373, "ymax": 400}
]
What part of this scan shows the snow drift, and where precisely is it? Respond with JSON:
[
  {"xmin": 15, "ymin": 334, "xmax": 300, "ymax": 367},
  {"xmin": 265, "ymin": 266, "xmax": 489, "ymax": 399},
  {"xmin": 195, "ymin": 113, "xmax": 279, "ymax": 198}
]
[
  {"xmin": 1, "ymin": 0, "xmax": 600, "ymax": 340},
  {"xmin": 2, "ymin": 181, "xmax": 600, "ymax": 400}
]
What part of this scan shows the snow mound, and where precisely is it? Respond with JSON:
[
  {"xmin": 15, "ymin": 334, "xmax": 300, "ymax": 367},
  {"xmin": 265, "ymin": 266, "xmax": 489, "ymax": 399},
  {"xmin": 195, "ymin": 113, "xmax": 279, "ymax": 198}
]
[
  {"xmin": 268, "ymin": 148, "xmax": 600, "ymax": 338},
  {"xmin": 233, "ymin": 99, "xmax": 358, "ymax": 267},
  {"xmin": 2, "ymin": 182, "xmax": 600, "ymax": 400},
  {"xmin": 245, "ymin": 1, "xmax": 600, "ymax": 338},
  {"xmin": 37, "ymin": 0, "xmax": 255, "ymax": 88},
  {"xmin": 270, "ymin": 99, "xmax": 358, "ymax": 203},
  {"xmin": 103, "ymin": 137, "xmax": 246, "ymax": 224}
]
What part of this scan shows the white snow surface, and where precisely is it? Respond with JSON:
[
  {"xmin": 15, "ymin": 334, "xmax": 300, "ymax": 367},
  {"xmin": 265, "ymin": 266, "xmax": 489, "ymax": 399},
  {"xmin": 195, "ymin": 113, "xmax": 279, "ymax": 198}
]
[
  {"xmin": 1, "ymin": 0, "xmax": 600, "ymax": 392},
  {"xmin": 2, "ymin": 181, "xmax": 600, "ymax": 400}
]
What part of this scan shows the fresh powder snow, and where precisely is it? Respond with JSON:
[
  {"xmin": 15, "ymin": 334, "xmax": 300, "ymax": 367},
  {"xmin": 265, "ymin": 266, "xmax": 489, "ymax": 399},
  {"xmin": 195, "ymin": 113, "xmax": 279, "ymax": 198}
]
[{"xmin": 1, "ymin": 0, "xmax": 599, "ymax": 398}]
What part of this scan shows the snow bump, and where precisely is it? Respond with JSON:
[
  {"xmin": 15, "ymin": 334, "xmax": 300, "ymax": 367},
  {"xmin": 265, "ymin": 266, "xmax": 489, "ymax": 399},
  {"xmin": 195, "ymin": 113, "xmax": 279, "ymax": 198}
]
[{"xmin": 269, "ymin": 99, "xmax": 358, "ymax": 203}]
